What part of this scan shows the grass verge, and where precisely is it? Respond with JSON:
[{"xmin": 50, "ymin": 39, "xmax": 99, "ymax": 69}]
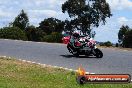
[{"xmin": 0, "ymin": 57, "xmax": 132, "ymax": 88}]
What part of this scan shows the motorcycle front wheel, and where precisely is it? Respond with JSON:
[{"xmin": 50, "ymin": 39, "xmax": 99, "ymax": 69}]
[{"xmin": 94, "ymin": 48, "xmax": 103, "ymax": 58}]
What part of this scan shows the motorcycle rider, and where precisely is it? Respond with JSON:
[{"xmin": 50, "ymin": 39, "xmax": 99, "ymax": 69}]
[
  {"xmin": 70, "ymin": 31, "xmax": 81, "ymax": 46},
  {"xmin": 70, "ymin": 30, "xmax": 90, "ymax": 47},
  {"xmin": 67, "ymin": 30, "xmax": 103, "ymax": 58},
  {"xmin": 67, "ymin": 30, "xmax": 80, "ymax": 55}
]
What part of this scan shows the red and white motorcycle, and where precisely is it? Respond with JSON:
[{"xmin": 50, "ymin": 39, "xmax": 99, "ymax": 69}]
[{"xmin": 67, "ymin": 35, "xmax": 103, "ymax": 58}]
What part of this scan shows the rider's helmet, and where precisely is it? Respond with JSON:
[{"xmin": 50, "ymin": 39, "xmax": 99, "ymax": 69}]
[{"xmin": 72, "ymin": 30, "xmax": 80, "ymax": 38}]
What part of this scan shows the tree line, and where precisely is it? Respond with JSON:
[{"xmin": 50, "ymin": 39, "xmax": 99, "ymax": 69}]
[
  {"xmin": 0, "ymin": 0, "xmax": 112, "ymax": 43},
  {"xmin": 0, "ymin": 10, "xmax": 64, "ymax": 43},
  {"xmin": 0, "ymin": 0, "xmax": 131, "ymax": 48}
]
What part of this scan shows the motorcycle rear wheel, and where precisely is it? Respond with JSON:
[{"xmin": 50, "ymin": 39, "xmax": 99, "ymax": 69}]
[
  {"xmin": 67, "ymin": 44, "xmax": 79, "ymax": 57},
  {"xmin": 73, "ymin": 52, "xmax": 79, "ymax": 57}
]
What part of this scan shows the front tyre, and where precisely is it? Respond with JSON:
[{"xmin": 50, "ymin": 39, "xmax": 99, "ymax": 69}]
[{"xmin": 94, "ymin": 48, "xmax": 103, "ymax": 58}]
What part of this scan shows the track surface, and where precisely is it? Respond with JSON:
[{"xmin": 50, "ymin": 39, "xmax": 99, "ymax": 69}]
[{"xmin": 0, "ymin": 39, "xmax": 132, "ymax": 75}]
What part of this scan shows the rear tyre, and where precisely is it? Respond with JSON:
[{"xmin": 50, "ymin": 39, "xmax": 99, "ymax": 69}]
[
  {"xmin": 67, "ymin": 44, "xmax": 72, "ymax": 53},
  {"xmin": 73, "ymin": 52, "xmax": 79, "ymax": 57},
  {"xmin": 67, "ymin": 43, "xmax": 79, "ymax": 57},
  {"xmin": 94, "ymin": 48, "xmax": 103, "ymax": 58}
]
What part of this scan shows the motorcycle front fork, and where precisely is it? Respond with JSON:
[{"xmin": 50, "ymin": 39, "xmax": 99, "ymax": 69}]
[{"xmin": 91, "ymin": 46, "xmax": 97, "ymax": 55}]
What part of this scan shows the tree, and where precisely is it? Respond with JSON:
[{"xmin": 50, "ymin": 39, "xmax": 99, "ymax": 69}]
[
  {"xmin": 64, "ymin": 19, "xmax": 74, "ymax": 32},
  {"xmin": 118, "ymin": 25, "xmax": 132, "ymax": 48},
  {"xmin": 91, "ymin": 31, "xmax": 96, "ymax": 38},
  {"xmin": 26, "ymin": 25, "xmax": 46, "ymax": 41},
  {"xmin": 118, "ymin": 25, "xmax": 129, "ymax": 45},
  {"xmin": 39, "ymin": 17, "xmax": 64, "ymax": 34},
  {"xmin": 13, "ymin": 10, "xmax": 29, "ymax": 30},
  {"xmin": 123, "ymin": 30, "xmax": 132, "ymax": 48},
  {"xmin": 104, "ymin": 41, "xmax": 112, "ymax": 47},
  {"xmin": 0, "ymin": 27, "xmax": 27, "ymax": 40},
  {"xmin": 100, "ymin": 41, "xmax": 112, "ymax": 47},
  {"xmin": 26, "ymin": 25, "xmax": 37, "ymax": 41},
  {"xmin": 62, "ymin": 0, "xmax": 112, "ymax": 34},
  {"xmin": 42, "ymin": 32, "xmax": 63, "ymax": 43}
]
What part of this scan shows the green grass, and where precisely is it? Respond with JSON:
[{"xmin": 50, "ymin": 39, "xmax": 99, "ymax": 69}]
[{"xmin": 0, "ymin": 57, "xmax": 132, "ymax": 88}]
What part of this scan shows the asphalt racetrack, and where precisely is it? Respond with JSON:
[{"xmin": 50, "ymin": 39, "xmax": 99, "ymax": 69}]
[{"xmin": 0, "ymin": 39, "xmax": 132, "ymax": 76}]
